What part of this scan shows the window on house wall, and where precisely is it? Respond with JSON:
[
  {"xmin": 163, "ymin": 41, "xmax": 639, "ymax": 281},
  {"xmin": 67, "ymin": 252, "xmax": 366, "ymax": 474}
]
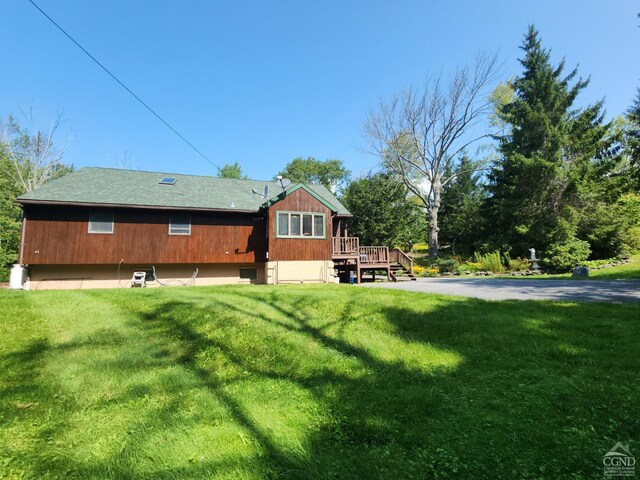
[
  {"xmin": 291, "ymin": 214, "xmax": 301, "ymax": 236},
  {"xmin": 169, "ymin": 214, "xmax": 191, "ymax": 235},
  {"xmin": 239, "ymin": 268, "xmax": 258, "ymax": 281},
  {"xmin": 88, "ymin": 211, "xmax": 114, "ymax": 234},
  {"xmin": 278, "ymin": 214, "xmax": 289, "ymax": 236},
  {"xmin": 276, "ymin": 211, "xmax": 325, "ymax": 238}
]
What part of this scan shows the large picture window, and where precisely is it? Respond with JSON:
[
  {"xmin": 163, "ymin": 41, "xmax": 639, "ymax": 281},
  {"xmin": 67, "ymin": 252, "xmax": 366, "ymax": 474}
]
[
  {"xmin": 169, "ymin": 214, "xmax": 191, "ymax": 235},
  {"xmin": 88, "ymin": 211, "xmax": 114, "ymax": 234},
  {"xmin": 276, "ymin": 211, "xmax": 325, "ymax": 238}
]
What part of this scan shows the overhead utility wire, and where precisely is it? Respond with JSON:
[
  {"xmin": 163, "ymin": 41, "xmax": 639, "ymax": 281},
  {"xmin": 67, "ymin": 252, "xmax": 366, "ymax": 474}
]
[{"xmin": 26, "ymin": 0, "xmax": 219, "ymax": 171}]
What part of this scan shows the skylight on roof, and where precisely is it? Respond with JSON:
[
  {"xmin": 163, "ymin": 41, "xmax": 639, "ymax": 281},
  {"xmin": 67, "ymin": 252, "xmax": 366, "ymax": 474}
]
[{"xmin": 159, "ymin": 177, "xmax": 177, "ymax": 185}]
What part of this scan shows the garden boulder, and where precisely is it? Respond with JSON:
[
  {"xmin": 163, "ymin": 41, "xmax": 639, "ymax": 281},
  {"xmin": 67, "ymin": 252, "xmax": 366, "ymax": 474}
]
[{"xmin": 571, "ymin": 266, "xmax": 589, "ymax": 278}]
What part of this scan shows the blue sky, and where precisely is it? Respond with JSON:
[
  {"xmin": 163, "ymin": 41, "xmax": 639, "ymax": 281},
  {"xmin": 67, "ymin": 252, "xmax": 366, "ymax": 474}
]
[{"xmin": 2, "ymin": 1, "xmax": 639, "ymax": 181}]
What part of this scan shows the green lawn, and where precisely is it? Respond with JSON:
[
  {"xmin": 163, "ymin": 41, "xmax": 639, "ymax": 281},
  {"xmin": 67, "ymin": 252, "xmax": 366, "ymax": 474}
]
[{"xmin": 1, "ymin": 286, "xmax": 638, "ymax": 479}]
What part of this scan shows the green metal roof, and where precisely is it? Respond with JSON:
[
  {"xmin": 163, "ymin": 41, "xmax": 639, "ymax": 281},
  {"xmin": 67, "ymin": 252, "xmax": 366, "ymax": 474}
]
[{"xmin": 17, "ymin": 167, "xmax": 351, "ymax": 215}]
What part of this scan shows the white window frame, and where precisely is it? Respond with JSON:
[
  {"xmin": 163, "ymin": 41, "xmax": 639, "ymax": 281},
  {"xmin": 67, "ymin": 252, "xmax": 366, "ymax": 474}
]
[
  {"xmin": 169, "ymin": 214, "xmax": 191, "ymax": 235},
  {"xmin": 88, "ymin": 211, "xmax": 114, "ymax": 234},
  {"xmin": 276, "ymin": 211, "xmax": 326, "ymax": 239}
]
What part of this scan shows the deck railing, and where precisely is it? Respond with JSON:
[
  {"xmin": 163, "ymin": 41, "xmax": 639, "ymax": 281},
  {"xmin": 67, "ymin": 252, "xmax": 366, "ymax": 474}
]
[
  {"xmin": 359, "ymin": 246, "xmax": 389, "ymax": 264},
  {"xmin": 390, "ymin": 248, "xmax": 413, "ymax": 274},
  {"xmin": 332, "ymin": 236, "xmax": 360, "ymax": 255}
]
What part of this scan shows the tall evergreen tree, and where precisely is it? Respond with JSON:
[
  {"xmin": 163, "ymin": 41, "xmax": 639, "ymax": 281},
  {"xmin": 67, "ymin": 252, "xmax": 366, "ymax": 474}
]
[
  {"xmin": 485, "ymin": 26, "xmax": 610, "ymax": 260},
  {"xmin": 625, "ymin": 88, "xmax": 640, "ymax": 189},
  {"xmin": 439, "ymin": 155, "xmax": 486, "ymax": 255}
]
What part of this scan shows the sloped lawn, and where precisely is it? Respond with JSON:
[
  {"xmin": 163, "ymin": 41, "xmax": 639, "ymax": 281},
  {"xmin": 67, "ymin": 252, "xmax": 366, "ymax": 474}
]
[
  {"xmin": 569, "ymin": 255, "xmax": 640, "ymax": 280},
  {"xmin": 1, "ymin": 285, "xmax": 638, "ymax": 479},
  {"xmin": 500, "ymin": 255, "xmax": 640, "ymax": 280}
]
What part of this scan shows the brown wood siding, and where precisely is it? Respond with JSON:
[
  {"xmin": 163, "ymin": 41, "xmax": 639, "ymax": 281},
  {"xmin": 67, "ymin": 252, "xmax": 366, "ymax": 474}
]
[
  {"xmin": 267, "ymin": 188, "xmax": 333, "ymax": 261},
  {"xmin": 21, "ymin": 205, "xmax": 266, "ymax": 265}
]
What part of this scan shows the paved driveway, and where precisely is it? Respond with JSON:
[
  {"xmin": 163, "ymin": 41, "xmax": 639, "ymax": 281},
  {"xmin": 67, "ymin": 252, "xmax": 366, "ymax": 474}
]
[{"xmin": 362, "ymin": 278, "xmax": 640, "ymax": 303}]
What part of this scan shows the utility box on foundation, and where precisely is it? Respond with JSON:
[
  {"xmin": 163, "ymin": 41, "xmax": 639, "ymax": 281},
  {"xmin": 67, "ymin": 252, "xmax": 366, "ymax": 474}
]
[{"xmin": 9, "ymin": 265, "xmax": 26, "ymax": 290}]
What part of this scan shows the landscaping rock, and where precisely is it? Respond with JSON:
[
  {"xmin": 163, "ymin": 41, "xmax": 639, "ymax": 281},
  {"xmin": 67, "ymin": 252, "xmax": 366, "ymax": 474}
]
[{"xmin": 572, "ymin": 266, "xmax": 589, "ymax": 278}]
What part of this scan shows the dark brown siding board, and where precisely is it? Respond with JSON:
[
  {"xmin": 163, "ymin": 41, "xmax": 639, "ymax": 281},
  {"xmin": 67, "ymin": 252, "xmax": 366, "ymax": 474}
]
[
  {"xmin": 21, "ymin": 205, "xmax": 266, "ymax": 265},
  {"xmin": 267, "ymin": 188, "xmax": 333, "ymax": 261}
]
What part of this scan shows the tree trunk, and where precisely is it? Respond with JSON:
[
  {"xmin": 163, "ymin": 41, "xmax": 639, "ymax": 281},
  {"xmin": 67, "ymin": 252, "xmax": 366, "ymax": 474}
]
[
  {"xmin": 427, "ymin": 175, "xmax": 442, "ymax": 258},
  {"xmin": 428, "ymin": 208, "xmax": 439, "ymax": 258},
  {"xmin": 428, "ymin": 178, "xmax": 442, "ymax": 259}
]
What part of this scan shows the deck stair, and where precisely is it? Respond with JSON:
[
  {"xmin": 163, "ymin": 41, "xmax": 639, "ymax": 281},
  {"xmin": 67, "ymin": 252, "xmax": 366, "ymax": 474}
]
[
  {"xmin": 389, "ymin": 248, "xmax": 416, "ymax": 281},
  {"xmin": 332, "ymin": 238, "xmax": 416, "ymax": 283},
  {"xmin": 390, "ymin": 262, "xmax": 416, "ymax": 282}
]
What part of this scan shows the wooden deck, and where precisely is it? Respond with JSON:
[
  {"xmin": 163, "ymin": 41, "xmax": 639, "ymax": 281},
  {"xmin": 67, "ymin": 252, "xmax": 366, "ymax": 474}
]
[{"xmin": 332, "ymin": 237, "xmax": 391, "ymax": 283}]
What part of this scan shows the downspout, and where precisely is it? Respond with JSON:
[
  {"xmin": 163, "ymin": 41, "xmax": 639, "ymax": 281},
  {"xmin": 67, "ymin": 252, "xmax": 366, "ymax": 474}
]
[{"xmin": 19, "ymin": 215, "xmax": 27, "ymax": 266}]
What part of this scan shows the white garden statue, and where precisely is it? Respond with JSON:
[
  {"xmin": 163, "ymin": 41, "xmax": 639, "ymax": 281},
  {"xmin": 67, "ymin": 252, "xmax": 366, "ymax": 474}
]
[{"xmin": 528, "ymin": 248, "xmax": 540, "ymax": 271}]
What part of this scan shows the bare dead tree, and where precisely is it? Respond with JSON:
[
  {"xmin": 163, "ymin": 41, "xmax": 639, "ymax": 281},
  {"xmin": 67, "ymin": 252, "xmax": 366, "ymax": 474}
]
[
  {"xmin": 111, "ymin": 151, "xmax": 137, "ymax": 170},
  {"xmin": 364, "ymin": 54, "xmax": 498, "ymax": 258},
  {"xmin": 1, "ymin": 111, "xmax": 72, "ymax": 192}
]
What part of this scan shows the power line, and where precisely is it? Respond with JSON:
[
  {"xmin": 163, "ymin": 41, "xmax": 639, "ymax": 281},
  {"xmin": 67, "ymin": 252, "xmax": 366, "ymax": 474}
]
[{"xmin": 25, "ymin": 0, "xmax": 220, "ymax": 171}]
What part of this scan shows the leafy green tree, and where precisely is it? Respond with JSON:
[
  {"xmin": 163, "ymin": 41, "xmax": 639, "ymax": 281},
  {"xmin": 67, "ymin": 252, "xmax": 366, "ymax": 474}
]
[
  {"xmin": 0, "ymin": 114, "xmax": 73, "ymax": 280},
  {"xmin": 278, "ymin": 157, "xmax": 350, "ymax": 193},
  {"xmin": 341, "ymin": 172, "xmax": 425, "ymax": 248},
  {"xmin": 218, "ymin": 162, "xmax": 248, "ymax": 179},
  {"xmin": 2, "ymin": 114, "xmax": 73, "ymax": 192},
  {"xmin": 439, "ymin": 155, "xmax": 486, "ymax": 255},
  {"xmin": 0, "ymin": 147, "xmax": 24, "ymax": 280},
  {"xmin": 485, "ymin": 26, "xmax": 611, "ymax": 261}
]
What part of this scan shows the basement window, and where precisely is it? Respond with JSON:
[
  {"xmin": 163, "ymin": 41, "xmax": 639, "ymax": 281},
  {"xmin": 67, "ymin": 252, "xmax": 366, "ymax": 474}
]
[
  {"xmin": 239, "ymin": 268, "xmax": 258, "ymax": 281},
  {"xmin": 169, "ymin": 214, "xmax": 191, "ymax": 235},
  {"xmin": 88, "ymin": 211, "xmax": 114, "ymax": 234}
]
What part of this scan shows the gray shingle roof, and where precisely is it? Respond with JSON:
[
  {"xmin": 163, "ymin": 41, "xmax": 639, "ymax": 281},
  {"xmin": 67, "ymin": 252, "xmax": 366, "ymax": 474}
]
[{"xmin": 17, "ymin": 167, "xmax": 351, "ymax": 215}]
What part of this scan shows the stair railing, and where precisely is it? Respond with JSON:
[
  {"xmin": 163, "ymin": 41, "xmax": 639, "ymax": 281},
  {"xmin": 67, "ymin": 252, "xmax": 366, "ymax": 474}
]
[{"xmin": 389, "ymin": 248, "xmax": 413, "ymax": 275}]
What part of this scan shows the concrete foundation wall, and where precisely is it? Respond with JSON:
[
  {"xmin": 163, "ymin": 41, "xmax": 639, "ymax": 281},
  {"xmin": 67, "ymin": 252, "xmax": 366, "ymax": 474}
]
[
  {"xmin": 27, "ymin": 263, "xmax": 266, "ymax": 290},
  {"xmin": 265, "ymin": 260, "xmax": 335, "ymax": 285}
]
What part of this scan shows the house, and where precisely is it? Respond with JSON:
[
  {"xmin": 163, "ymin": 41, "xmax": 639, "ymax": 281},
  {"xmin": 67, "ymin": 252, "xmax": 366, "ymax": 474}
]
[{"xmin": 16, "ymin": 168, "xmax": 412, "ymax": 290}]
